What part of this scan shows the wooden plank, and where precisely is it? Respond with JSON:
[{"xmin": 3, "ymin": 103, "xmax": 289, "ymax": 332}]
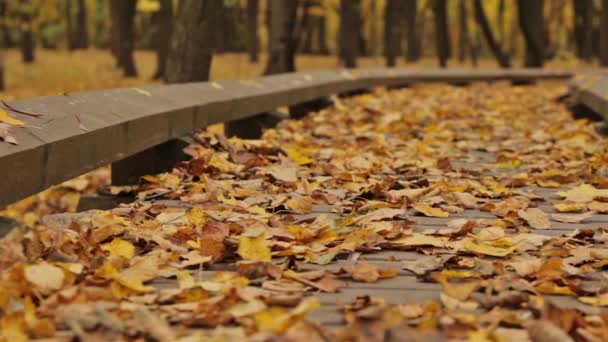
[{"xmin": 0, "ymin": 68, "xmax": 572, "ymax": 208}]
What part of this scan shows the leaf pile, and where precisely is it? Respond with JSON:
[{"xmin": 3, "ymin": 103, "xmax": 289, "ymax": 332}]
[{"xmin": 2, "ymin": 82, "xmax": 608, "ymax": 341}]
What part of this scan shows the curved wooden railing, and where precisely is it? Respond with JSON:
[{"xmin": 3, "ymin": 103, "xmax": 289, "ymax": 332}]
[{"xmin": 0, "ymin": 67, "xmax": 573, "ymax": 208}]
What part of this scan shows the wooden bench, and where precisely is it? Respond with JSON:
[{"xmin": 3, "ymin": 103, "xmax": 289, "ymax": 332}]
[{"xmin": 0, "ymin": 68, "xmax": 573, "ymax": 209}]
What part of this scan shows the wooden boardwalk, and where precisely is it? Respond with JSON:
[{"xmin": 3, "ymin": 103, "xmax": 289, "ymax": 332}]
[{"xmin": 5, "ymin": 74, "xmax": 608, "ymax": 340}]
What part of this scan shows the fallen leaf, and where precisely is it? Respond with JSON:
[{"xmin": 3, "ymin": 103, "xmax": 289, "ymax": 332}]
[
  {"xmin": 0, "ymin": 123, "xmax": 17, "ymax": 145},
  {"xmin": 557, "ymin": 184, "xmax": 608, "ymax": 203},
  {"xmin": 507, "ymin": 257, "xmax": 543, "ymax": 277},
  {"xmin": 527, "ymin": 320, "xmax": 574, "ymax": 342},
  {"xmin": 414, "ymin": 203, "xmax": 449, "ymax": 218},
  {"xmin": 238, "ymin": 235, "xmax": 271, "ymax": 262},
  {"xmin": 551, "ymin": 211, "xmax": 596, "ymax": 223},
  {"xmin": 402, "ymin": 255, "xmax": 450, "ymax": 276},
  {"xmin": 579, "ymin": 293, "xmax": 608, "ymax": 306},
  {"xmin": 518, "ymin": 208, "xmax": 551, "ymax": 229},
  {"xmin": 464, "ymin": 240, "xmax": 517, "ymax": 257},
  {"xmin": 588, "ymin": 201, "xmax": 608, "ymax": 213},
  {"xmin": 100, "ymin": 238, "xmax": 135, "ymax": 260},
  {"xmin": 439, "ymin": 292, "xmax": 478, "ymax": 311},
  {"xmin": 24, "ymin": 263, "xmax": 65, "ymax": 292},
  {"xmin": 284, "ymin": 196, "xmax": 313, "ymax": 214},
  {"xmin": 0, "ymin": 108, "xmax": 25, "ymax": 127},
  {"xmin": 389, "ymin": 233, "xmax": 447, "ymax": 248},
  {"xmin": 553, "ymin": 202, "xmax": 586, "ymax": 213},
  {"xmin": 264, "ymin": 165, "xmax": 298, "ymax": 182}
]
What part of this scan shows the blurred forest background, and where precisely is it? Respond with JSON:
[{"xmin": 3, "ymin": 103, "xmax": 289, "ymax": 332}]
[{"xmin": 0, "ymin": 0, "xmax": 605, "ymax": 100}]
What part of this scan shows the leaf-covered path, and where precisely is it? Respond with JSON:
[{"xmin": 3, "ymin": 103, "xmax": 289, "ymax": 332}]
[{"xmin": 2, "ymin": 82, "xmax": 608, "ymax": 341}]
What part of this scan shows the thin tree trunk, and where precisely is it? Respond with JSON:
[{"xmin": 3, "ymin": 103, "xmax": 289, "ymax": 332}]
[
  {"xmin": 497, "ymin": 0, "xmax": 505, "ymax": 44},
  {"xmin": 574, "ymin": 0, "xmax": 594, "ymax": 60},
  {"xmin": 474, "ymin": 0, "xmax": 511, "ymax": 68},
  {"xmin": 433, "ymin": 0, "xmax": 449, "ymax": 68},
  {"xmin": 66, "ymin": 0, "xmax": 76, "ymax": 50},
  {"xmin": 75, "ymin": 0, "xmax": 89, "ymax": 49},
  {"xmin": 153, "ymin": 0, "xmax": 172, "ymax": 80},
  {"xmin": 518, "ymin": 0, "xmax": 545, "ymax": 67},
  {"xmin": 318, "ymin": 14, "xmax": 329, "ymax": 55},
  {"xmin": 246, "ymin": 0, "xmax": 260, "ymax": 62},
  {"xmin": 384, "ymin": 0, "xmax": 402, "ymax": 66},
  {"xmin": 264, "ymin": 0, "xmax": 298, "ymax": 74},
  {"xmin": 94, "ymin": 0, "xmax": 105, "ymax": 48},
  {"xmin": 601, "ymin": 0, "xmax": 608, "ymax": 66},
  {"xmin": 404, "ymin": 0, "xmax": 419, "ymax": 62},
  {"xmin": 0, "ymin": 0, "xmax": 6, "ymax": 91},
  {"xmin": 110, "ymin": 0, "xmax": 138, "ymax": 76},
  {"xmin": 458, "ymin": 0, "xmax": 467, "ymax": 63},
  {"xmin": 339, "ymin": 0, "xmax": 360, "ymax": 68},
  {"xmin": 20, "ymin": 0, "xmax": 34, "ymax": 63},
  {"xmin": 166, "ymin": 0, "xmax": 221, "ymax": 83},
  {"xmin": 109, "ymin": 0, "xmax": 121, "ymax": 66}
]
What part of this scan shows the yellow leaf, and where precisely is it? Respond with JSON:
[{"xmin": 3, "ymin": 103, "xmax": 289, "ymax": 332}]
[
  {"xmin": 464, "ymin": 240, "xmax": 517, "ymax": 257},
  {"xmin": 255, "ymin": 297, "xmax": 320, "ymax": 333},
  {"xmin": 557, "ymin": 184, "xmax": 608, "ymax": 203},
  {"xmin": 187, "ymin": 207, "xmax": 208, "ymax": 227},
  {"xmin": 97, "ymin": 262, "xmax": 154, "ymax": 293},
  {"xmin": 177, "ymin": 271, "xmax": 196, "ymax": 289},
  {"xmin": 535, "ymin": 281, "xmax": 575, "ymax": 296},
  {"xmin": 579, "ymin": 293, "xmax": 608, "ymax": 306},
  {"xmin": 101, "ymin": 238, "xmax": 135, "ymax": 260},
  {"xmin": 389, "ymin": 233, "xmax": 447, "ymax": 248},
  {"xmin": 0, "ymin": 108, "xmax": 25, "ymax": 127},
  {"xmin": 238, "ymin": 235, "xmax": 271, "ymax": 262},
  {"xmin": 414, "ymin": 203, "xmax": 449, "ymax": 218},
  {"xmin": 284, "ymin": 196, "xmax": 313, "ymax": 214},
  {"xmin": 287, "ymin": 148, "xmax": 314, "ymax": 165},
  {"xmin": 553, "ymin": 202, "xmax": 586, "ymax": 213}
]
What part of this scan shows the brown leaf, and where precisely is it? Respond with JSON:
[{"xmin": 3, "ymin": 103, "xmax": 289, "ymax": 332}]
[
  {"xmin": 551, "ymin": 211, "xmax": 596, "ymax": 223},
  {"xmin": 527, "ymin": 320, "xmax": 574, "ymax": 342},
  {"xmin": 518, "ymin": 208, "xmax": 551, "ymax": 229}
]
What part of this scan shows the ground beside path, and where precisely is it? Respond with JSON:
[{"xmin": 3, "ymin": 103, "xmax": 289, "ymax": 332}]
[{"xmin": 2, "ymin": 82, "xmax": 608, "ymax": 341}]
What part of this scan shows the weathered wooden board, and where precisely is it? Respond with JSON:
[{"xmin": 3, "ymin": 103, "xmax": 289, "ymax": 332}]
[
  {"xmin": 569, "ymin": 71, "xmax": 608, "ymax": 121},
  {"xmin": 0, "ymin": 68, "xmax": 571, "ymax": 208}
]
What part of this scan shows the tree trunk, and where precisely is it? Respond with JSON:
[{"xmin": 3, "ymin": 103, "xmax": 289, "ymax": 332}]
[
  {"xmin": 264, "ymin": 0, "xmax": 297, "ymax": 75},
  {"xmin": 65, "ymin": 0, "xmax": 76, "ymax": 50},
  {"xmin": 110, "ymin": 0, "xmax": 138, "ymax": 77},
  {"xmin": 0, "ymin": 0, "xmax": 6, "ymax": 91},
  {"xmin": 404, "ymin": 0, "xmax": 419, "ymax": 62},
  {"xmin": 318, "ymin": 14, "xmax": 329, "ymax": 55},
  {"xmin": 152, "ymin": 0, "xmax": 173, "ymax": 80},
  {"xmin": 458, "ymin": 0, "xmax": 467, "ymax": 63},
  {"xmin": 384, "ymin": 0, "xmax": 402, "ymax": 67},
  {"xmin": 601, "ymin": 0, "xmax": 608, "ymax": 66},
  {"xmin": 517, "ymin": 0, "xmax": 545, "ymax": 67},
  {"xmin": 246, "ymin": 0, "xmax": 260, "ymax": 62},
  {"xmin": 433, "ymin": 0, "xmax": 449, "ymax": 68},
  {"xmin": 94, "ymin": 0, "xmax": 106, "ymax": 48},
  {"xmin": 20, "ymin": 0, "xmax": 34, "ymax": 63},
  {"xmin": 75, "ymin": 0, "xmax": 89, "ymax": 49},
  {"xmin": 474, "ymin": 0, "xmax": 511, "ymax": 68},
  {"xmin": 339, "ymin": 0, "xmax": 360, "ymax": 68},
  {"xmin": 166, "ymin": 0, "xmax": 221, "ymax": 83},
  {"xmin": 574, "ymin": 0, "xmax": 593, "ymax": 60}
]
